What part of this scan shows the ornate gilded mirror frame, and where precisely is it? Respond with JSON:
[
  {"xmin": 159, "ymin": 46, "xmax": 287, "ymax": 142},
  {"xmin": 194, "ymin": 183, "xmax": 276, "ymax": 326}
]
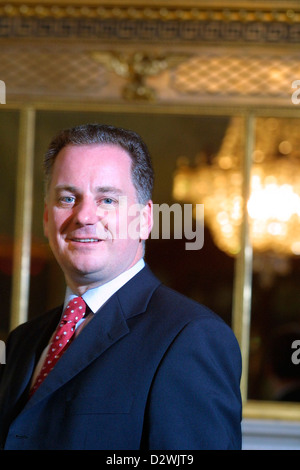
[{"xmin": 2, "ymin": 0, "xmax": 300, "ymax": 422}]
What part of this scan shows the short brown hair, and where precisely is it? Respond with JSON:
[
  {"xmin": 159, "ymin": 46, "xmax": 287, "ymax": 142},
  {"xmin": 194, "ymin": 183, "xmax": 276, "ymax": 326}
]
[{"xmin": 44, "ymin": 123, "xmax": 154, "ymax": 204}]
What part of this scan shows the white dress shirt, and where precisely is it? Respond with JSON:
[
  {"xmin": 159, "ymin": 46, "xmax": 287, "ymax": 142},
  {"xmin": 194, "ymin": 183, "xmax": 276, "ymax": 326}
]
[{"xmin": 64, "ymin": 258, "xmax": 145, "ymax": 326}]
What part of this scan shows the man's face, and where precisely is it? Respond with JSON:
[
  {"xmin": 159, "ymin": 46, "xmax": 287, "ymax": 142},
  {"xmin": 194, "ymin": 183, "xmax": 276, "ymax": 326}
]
[{"xmin": 43, "ymin": 143, "xmax": 153, "ymax": 293}]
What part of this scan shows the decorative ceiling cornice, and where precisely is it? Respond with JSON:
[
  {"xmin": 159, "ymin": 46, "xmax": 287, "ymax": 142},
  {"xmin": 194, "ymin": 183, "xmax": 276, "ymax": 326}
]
[{"xmin": 1, "ymin": 1, "xmax": 300, "ymax": 23}]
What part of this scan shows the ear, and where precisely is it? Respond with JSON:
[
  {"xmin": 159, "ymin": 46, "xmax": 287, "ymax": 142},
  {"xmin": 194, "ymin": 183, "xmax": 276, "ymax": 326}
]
[
  {"xmin": 43, "ymin": 201, "xmax": 49, "ymax": 238},
  {"xmin": 139, "ymin": 200, "xmax": 153, "ymax": 240}
]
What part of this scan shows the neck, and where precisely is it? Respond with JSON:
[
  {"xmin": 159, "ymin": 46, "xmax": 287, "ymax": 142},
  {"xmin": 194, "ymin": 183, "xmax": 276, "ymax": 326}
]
[{"xmin": 65, "ymin": 257, "xmax": 144, "ymax": 296}]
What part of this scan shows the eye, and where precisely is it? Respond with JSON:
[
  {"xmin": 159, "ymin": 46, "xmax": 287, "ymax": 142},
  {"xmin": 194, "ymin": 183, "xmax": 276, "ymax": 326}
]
[
  {"xmin": 98, "ymin": 197, "xmax": 117, "ymax": 209},
  {"xmin": 95, "ymin": 196, "xmax": 119, "ymax": 213},
  {"xmin": 58, "ymin": 195, "xmax": 76, "ymax": 206},
  {"xmin": 103, "ymin": 198, "xmax": 114, "ymax": 205}
]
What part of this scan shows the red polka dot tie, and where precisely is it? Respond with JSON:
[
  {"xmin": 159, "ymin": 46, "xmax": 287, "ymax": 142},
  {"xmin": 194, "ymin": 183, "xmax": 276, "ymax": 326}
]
[{"xmin": 29, "ymin": 297, "xmax": 86, "ymax": 397}]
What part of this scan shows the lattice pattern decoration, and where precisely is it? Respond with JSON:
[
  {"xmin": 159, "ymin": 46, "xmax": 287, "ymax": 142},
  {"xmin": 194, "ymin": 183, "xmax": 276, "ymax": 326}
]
[
  {"xmin": 1, "ymin": 47, "xmax": 108, "ymax": 98},
  {"xmin": 172, "ymin": 51, "xmax": 300, "ymax": 98},
  {"xmin": 1, "ymin": 44, "xmax": 300, "ymax": 103}
]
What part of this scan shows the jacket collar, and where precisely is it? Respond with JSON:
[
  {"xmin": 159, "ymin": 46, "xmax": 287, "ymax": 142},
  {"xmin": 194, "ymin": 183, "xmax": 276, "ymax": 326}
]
[{"xmin": 24, "ymin": 265, "xmax": 160, "ymax": 408}]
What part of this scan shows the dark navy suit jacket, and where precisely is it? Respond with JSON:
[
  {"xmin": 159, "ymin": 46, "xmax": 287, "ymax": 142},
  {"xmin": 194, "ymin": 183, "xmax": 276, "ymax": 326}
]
[{"xmin": 0, "ymin": 265, "xmax": 242, "ymax": 450}]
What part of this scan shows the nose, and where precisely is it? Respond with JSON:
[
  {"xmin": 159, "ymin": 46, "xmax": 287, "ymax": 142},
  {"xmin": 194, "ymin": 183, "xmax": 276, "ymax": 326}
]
[{"xmin": 74, "ymin": 197, "xmax": 99, "ymax": 225}]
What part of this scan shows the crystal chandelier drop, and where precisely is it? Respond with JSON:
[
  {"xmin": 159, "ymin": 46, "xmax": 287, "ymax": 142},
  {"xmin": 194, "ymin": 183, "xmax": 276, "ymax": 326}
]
[{"xmin": 173, "ymin": 117, "xmax": 300, "ymax": 257}]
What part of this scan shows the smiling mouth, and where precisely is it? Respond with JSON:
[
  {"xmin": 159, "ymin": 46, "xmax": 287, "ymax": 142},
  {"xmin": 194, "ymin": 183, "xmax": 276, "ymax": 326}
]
[{"xmin": 71, "ymin": 238, "xmax": 102, "ymax": 243}]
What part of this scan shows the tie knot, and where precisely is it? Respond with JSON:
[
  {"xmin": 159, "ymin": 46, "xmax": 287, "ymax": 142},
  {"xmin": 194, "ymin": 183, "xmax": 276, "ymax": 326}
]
[{"xmin": 62, "ymin": 296, "xmax": 86, "ymax": 325}]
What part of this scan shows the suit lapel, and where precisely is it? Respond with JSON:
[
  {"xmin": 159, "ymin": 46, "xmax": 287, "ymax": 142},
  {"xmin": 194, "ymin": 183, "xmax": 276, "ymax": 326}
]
[
  {"xmin": 24, "ymin": 265, "xmax": 161, "ymax": 408},
  {"xmin": 1, "ymin": 307, "xmax": 62, "ymax": 422},
  {"xmin": 19, "ymin": 308, "xmax": 62, "ymax": 395},
  {"xmin": 25, "ymin": 296, "xmax": 129, "ymax": 408}
]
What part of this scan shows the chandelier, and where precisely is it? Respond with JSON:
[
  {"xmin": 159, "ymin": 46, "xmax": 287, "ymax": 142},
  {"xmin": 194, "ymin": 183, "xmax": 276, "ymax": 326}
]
[{"xmin": 173, "ymin": 117, "xmax": 300, "ymax": 258}]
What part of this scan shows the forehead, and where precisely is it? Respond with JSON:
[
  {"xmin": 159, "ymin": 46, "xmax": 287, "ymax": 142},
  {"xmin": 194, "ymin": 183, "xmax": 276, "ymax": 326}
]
[
  {"xmin": 48, "ymin": 143, "xmax": 137, "ymax": 197},
  {"xmin": 52, "ymin": 144, "xmax": 132, "ymax": 179},
  {"xmin": 56, "ymin": 143, "xmax": 131, "ymax": 166}
]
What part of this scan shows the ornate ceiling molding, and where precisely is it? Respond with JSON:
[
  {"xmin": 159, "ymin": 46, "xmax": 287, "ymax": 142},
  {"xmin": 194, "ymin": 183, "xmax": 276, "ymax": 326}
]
[
  {"xmin": 1, "ymin": 2, "xmax": 299, "ymax": 104},
  {"xmin": 1, "ymin": 2, "xmax": 300, "ymax": 44},
  {"xmin": 1, "ymin": 2, "xmax": 300, "ymax": 23}
]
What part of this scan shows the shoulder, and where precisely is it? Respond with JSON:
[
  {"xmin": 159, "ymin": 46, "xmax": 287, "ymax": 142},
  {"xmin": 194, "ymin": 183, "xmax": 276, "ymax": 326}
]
[
  {"xmin": 137, "ymin": 264, "xmax": 238, "ymax": 340},
  {"xmin": 148, "ymin": 285, "xmax": 242, "ymax": 396},
  {"xmin": 149, "ymin": 283, "xmax": 241, "ymax": 358},
  {"xmin": 151, "ymin": 282, "xmax": 223, "ymax": 324}
]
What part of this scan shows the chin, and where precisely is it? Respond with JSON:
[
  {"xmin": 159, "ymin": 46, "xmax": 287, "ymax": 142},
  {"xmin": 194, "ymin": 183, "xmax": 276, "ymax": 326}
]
[
  {"xmin": 60, "ymin": 256, "xmax": 103, "ymax": 277},
  {"xmin": 73, "ymin": 261, "xmax": 105, "ymax": 276}
]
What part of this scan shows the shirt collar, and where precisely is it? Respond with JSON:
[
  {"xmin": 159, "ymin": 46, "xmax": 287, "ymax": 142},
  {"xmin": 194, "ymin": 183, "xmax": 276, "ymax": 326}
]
[{"xmin": 64, "ymin": 258, "xmax": 145, "ymax": 314}]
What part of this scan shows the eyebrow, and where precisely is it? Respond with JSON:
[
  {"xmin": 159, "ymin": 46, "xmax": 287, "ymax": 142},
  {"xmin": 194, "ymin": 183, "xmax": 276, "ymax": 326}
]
[
  {"xmin": 54, "ymin": 185, "xmax": 124, "ymax": 196},
  {"xmin": 54, "ymin": 185, "xmax": 78, "ymax": 194},
  {"xmin": 95, "ymin": 186, "xmax": 124, "ymax": 196}
]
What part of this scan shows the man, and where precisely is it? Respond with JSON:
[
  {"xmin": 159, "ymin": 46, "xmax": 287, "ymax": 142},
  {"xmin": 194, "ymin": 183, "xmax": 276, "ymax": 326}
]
[{"xmin": 0, "ymin": 124, "xmax": 242, "ymax": 450}]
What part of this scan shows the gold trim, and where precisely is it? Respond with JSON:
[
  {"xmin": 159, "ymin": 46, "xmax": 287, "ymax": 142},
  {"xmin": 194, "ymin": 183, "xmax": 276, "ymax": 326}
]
[
  {"xmin": 2, "ymin": 101, "xmax": 300, "ymax": 119},
  {"xmin": 244, "ymin": 400, "xmax": 300, "ymax": 422},
  {"xmin": 10, "ymin": 107, "xmax": 36, "ymax": 331},
  {"xmin": 232, "ymin": 114, "xmax": 254, "ymax": 402},
  {"xmin": 1, "ymin": 1, "xmax": 300, "ymax": 22}
]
